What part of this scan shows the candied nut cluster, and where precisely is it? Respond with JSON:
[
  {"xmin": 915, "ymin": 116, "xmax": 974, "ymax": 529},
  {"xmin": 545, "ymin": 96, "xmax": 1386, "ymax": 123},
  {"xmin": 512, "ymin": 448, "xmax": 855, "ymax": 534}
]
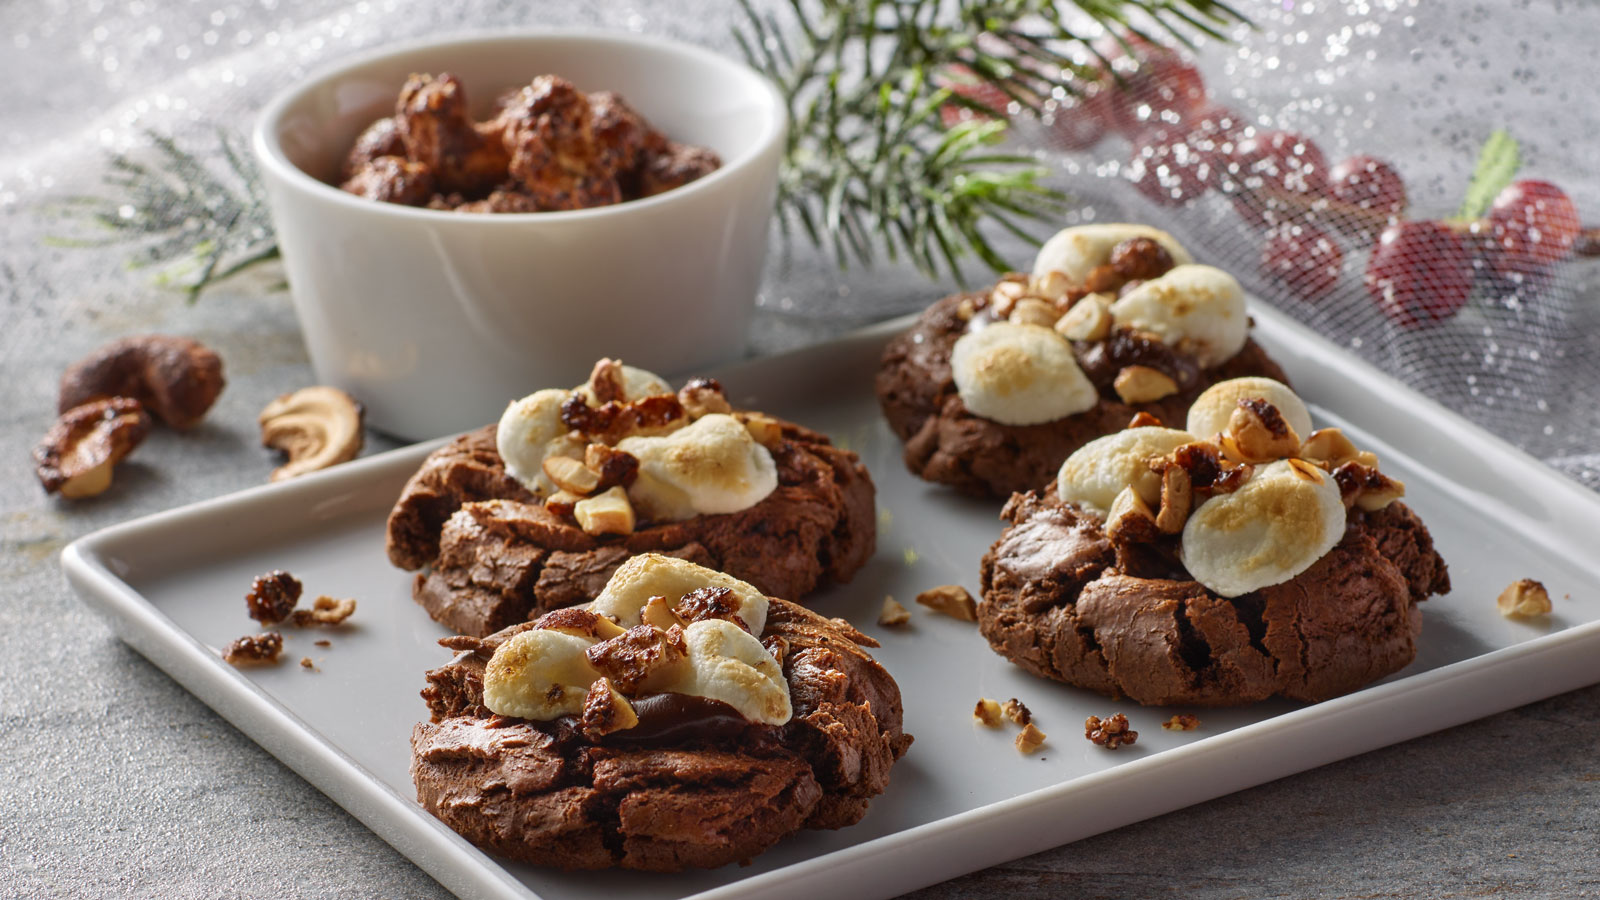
[
  {"xmin": 246, "ymin": 571, "xmax": 303, "ymax": 625},
  {"xmin": 339, "ymin": 72, "xmax": 720, "ymax": 212},
  {"xmin": 915, "ymin": 584, "xmax": 978, "ymax": 622},
  {"xmin": 223, "ymin": 632, "xmax": 285, "ymax": 666},
  {"xmin": 1497, "ymin": 579, "xmax": 1552, "ymax": 619},
  {"xmin": 33, "ymin": 398, "xmax": 151, "ymax": 499},
  {"xmin": 1084, "ymin": 713, "xmax": 1138, "ymax": 749}
]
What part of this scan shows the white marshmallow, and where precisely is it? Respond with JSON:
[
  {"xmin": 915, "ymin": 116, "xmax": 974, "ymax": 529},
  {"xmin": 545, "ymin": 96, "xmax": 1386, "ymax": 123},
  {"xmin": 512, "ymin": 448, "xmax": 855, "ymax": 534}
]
[
  {"xmin": 617, "ymin": 414, "xmax": 778, "ymax": 521},
  {"xmin": 574, "ymin": 364, "xmax": 672, "ymax": 405},
  {"xmin": 1181, "ymin": 459, "xmax": 1347, "ymax": 598},
  {"xmin": 496, "ymin": 388, "xmax": 584, "ymax": 495},
  {"xmin": 481, "ymin": 628, "xmax": 602, "ymax": 720},
  {"xmin": 1109, "ymin": 264, "xmax": 1249, "ymax": 368},
  {"xmin": 1030, "ymin": 223, "xmax": 1193, "ymax": 291},
  {"xmin": 949, "ymin": 322, "xmax": 1098, "ymax": 426},
  {"xmin": 661, "ymin": 619, "xmax": 792, "ymax": 726},
  {"xmin": 1056, "ymin": 426, "xmax": 1196, "ymax": 516},
  {"xmin": 1185, "ymin": 377, "xmax": 1314, "ymax": 443},
  {"xmin": 588, "ymin": 553, "xmax": 770, "ymax": 635}
]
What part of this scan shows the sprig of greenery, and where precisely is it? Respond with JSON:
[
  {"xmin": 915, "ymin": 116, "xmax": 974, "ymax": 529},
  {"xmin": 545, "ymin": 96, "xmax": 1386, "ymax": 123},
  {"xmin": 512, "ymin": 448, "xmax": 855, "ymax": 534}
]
[
  {"xmin": 1456, "ymin": 128, "xmax": 1520, "ymax": 221},
  {"xmin": 735, "ymin": 0, "xmax": 1245, "ymax": 280},
  {"xmin": 46, "ymin": 128, "xmax": 276, "ymax": 301}
]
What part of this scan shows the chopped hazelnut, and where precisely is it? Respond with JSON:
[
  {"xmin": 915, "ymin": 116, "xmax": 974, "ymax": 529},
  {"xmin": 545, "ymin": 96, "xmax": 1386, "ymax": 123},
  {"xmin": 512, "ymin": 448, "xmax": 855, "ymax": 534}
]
[
  {"xmin": 574, "ymin": 486, "xmax": 635, "ymax": 536},
  {"xmin": 1331, "ymin": 461, "xmax": 1405, "ymax": 511},
  {"xmin": 1015, "ymin": 722, "xmax": 1048, "ymax": 754},
  {"xmin": 990, "ymin": 279, "xmax": 1026, "ymax": 318},
  {"xmin": 640, "ymin": 595, "xmax": 688, "ymax": 631},
  {"xmin": 1497, "ymin": 579, "xmax": 1552, "ymax": 619},
  {"xmin": 543, "ymin": 455, "xmax": 601, "ymax": 495},
  {"xmin": 544, "ymin": 490, "xmax": 582, "ymax": 517},
  {"xmin": 1033, "ymin": 268, "xmax": 1072, "ymax": 300},
  {"xmin": 956, "ymin": 298, "xmax": 978, "ymax": 322},
  {"xmin": 579, "ymin": 677, "xmax": 639, "ymax": 739},
  {"xmin": 915, "ymin": 584, "xmax": 978, "ymax": 622},
  {"xmin": 877, "ymin": 596, "xmax": 911, "ymax": 627},
  {"xmin": 290, "ymin": 595, "xmax": 356, "ymax": 627},
  {"xmin": 1009, "ymin": 297, "xmax": 1060, "ymax": 328},
  {"xmin": 223, "ymin": 632, "xmax": 284, "ymax": 666},
  {"xmin": 1223, "ymin": 398, "xmax": 1300, "ymax": 463},
  {"xmin": 1127, "ymin": 411, "xmax": 1163, "ymax": 429},
  {"xmin": 1299, "ymin": 427, "xmax": 1361, "ymax": 467},
  {"xmin": 741, "ymin": 413, "xmax": 785, "ymax": 450},
  {"xmin": 1113, "ymin": 365, "xmax": 1179, "ymax": 404},
  {"xmin": 584, "ymin": 443, "xmax": 640, "ymax": 489},
  {"xmin": 1001, "ymin": 698, "xmax": 1032, "ymax": 726},
  {"xmin": 1161, "ymin": 714, "xmax": 1200, "ymax": 731},
  {"xmin": 1055, "ymin": 294, "xmax": 1112, "ymax": 342},
  {"xmin": 973, "ymin": 698, "xmax": 1003, "ymax": 728},
  {"xmin": 533, "ymin": 607, "xmax": 627, "ymax": 641},
  {"xmin": 245, "ymin": 570, "xmax": 303, "ymax": 625},
  {"xmin": 677, "ymin": 377, "xmax": 732, "ymax": 418},
  {"xmin": 1155, "ymin": 465, "xmax": 1192, "ymax": 534},
  {"xmin": 1085, "ymin": 713, "xmax": 1138, "ymax": 749},
  {"xmin": 585, "ymin": 624, "xmax": 690, "ymax": 695},
  {"xmin": 1105, "ymin": 486, "xmax": 1160, "ymax": 543},
  {"xmin": 585, "ymin": 358, "xmax": 627, "ymax": 404}
]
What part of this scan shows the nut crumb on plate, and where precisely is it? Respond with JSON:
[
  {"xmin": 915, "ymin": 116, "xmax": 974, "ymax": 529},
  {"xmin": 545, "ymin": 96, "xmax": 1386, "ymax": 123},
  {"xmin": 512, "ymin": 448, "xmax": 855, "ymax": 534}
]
[
  {"xmin": 299, "ymin": 657, "xmax": 316, "ymax": 670},
  {"xmin": 291, "ymin": 595, "xmax": 357, "ymax": 627},
  {"xmin": 1162, "ymin": 714, "xmax": 1200, "ymax": 731},
  {"xmin": 915, "ymin": 584, "xmax": 977, "ymax": 622},
  {"xmin": 1085, "ymin": 713, "xmax": 1138, "ymax": 749},
  {"xmin": 246, "ymin": 570, "xmax": 303, "ymax": 625},
  {"xmin": 878, "ymin": 596, "xmax": 911, "ymax": 627},
  {"xmin": 1497, "ymin": 579, "xmax": 1552, "ymax": 618},
  {"xmin": 973, "ymin": 698, "xmax": 1003, "ymax": 728},
  {"xmin": 1002, "ymin": 698, "xmax": 1032, "ymax": 726},
  {"xmin": 313, "ymin": 639, "xmax": 332, "ymax": 648},
  {"xmin": 223, "ymin": 632, "xmax": 284, "ymax": 666},
  {"xmin": 1015, "ymin": 722, "xmax": 1048, "ymax": 754}
]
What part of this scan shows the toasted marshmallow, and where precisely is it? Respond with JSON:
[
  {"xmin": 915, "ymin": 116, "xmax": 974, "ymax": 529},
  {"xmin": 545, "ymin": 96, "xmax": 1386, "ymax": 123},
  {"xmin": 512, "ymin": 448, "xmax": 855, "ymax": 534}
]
[
  {"xmin": 1030, "ymin": 224, "xmax": 1193, "ymax": 293},
  {"xmin": 482, "ymin": 628, "xmax": 602, "ymax": 720},
  {"xmin": 659, "ymin": 619, "xmax": 792, "ymax": 725},
  {"xmin": 1185, "ymin": 377, "xmax": 1314, "ymax": 442},
  {"xmin": 1181, "ymin": 458, "xmax": 1347, "ymax": 598},
  {"xmin": 589, "ymin": 553, "xmax": 770, "ymax": 635},
  {"xmin": 950, "ymin": 322, "xmax": 1097, "ymax": 426},
  {"xmin": 1056, "ymin": 426, "xmax": 1196, "ymax": 516},
  {"xmin": 1109, "ymin": 264, "xmax": 1249, "ymax": 368},
  {"xmin": 574, "ymin": 363, "xmax": 672, "ymax": 405},
  {"xmin": 616, "ymin": 414, "xmax": 778, "ymax": 521},
  {"xmin": 497, "ymin": 388, "xmax": 584, "ymax": 495}
]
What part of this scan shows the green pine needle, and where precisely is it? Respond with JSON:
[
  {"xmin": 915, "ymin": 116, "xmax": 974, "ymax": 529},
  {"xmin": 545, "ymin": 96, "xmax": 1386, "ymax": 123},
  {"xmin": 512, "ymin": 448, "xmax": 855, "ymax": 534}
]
[{"xmin": 1457, "ymin": 129, "xmax": 1521, "ymax": 221}]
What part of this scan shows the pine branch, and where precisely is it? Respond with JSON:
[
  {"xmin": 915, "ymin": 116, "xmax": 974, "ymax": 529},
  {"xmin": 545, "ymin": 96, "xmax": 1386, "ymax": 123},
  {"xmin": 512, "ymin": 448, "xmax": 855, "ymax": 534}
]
[{"xmin": 738, "ymin": 0, "xmax": 1245, "ymax": 281}]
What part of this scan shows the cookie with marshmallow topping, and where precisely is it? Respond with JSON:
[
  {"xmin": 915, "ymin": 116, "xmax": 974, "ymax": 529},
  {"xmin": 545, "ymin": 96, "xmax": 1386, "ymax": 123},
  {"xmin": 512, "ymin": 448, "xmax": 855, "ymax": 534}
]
[
  {"xmin": 878, "ymin": 223, "xmax": 1288, "ymax": 498},
  {"xmin": 977, "ymin": 377, "xmax": 1451, "ymax": 706},
  {"xmin": 411, "ymin": 553, "xmax": 913, "ymax": 871},
  {"xmin": 387, "ymin": 359, "xmax": 876, "ymax": 636}
]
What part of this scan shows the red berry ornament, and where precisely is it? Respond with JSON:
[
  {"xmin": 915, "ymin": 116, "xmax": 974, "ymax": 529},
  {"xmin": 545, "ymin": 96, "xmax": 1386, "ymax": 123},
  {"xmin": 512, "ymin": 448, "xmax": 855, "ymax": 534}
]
[
  {"xmin": 1486, "ymin": 179, "xmax": 1581, "ymax": 269},
  {"xmin": 1364, "ymin": 221, "xmax": 1473, "ymax": 328},
  {"xmin": 1328, "ymin": 155, "xmax": 1407, "ymax": 239},
  {"xmin": 1261, "ymin": 223, "xmax": 1344, "ymax": 302}
]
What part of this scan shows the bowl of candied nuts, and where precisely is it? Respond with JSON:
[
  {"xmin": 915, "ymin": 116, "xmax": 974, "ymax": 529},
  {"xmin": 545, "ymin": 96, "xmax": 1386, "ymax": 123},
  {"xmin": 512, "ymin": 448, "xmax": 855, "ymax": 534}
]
[{"xmin": 252, "ymin": 30, "xmax": 786, "ymax": 440}]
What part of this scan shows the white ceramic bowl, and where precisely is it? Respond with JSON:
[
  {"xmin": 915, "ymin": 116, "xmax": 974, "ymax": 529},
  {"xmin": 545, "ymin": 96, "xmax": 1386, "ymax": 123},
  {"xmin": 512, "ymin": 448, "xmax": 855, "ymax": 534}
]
[{"xmin": 252, "ymin": 30, "xmax": 786, "ymax": 440}]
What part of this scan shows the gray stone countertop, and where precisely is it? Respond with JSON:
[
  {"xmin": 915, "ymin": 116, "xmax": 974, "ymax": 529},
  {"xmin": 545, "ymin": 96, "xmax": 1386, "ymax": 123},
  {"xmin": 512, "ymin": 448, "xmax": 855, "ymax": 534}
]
[{"xmin": 3, "ymin": 0, "xmax": 1599, "ymax": 897}]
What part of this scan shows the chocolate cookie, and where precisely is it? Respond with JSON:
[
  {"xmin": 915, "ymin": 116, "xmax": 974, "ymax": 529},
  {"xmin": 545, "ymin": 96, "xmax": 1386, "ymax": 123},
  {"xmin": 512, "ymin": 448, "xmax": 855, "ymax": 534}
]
[
  {"xmin": 876, "ymin": 291, "xmax": 1287, "ymax": 498},
  {"xmin": 411, "ymin": 598, "xmax": 912, "ymax": 871},
  {"xmin": 386, "ymin": 418, "xmax": 876, "ymax": 637},
  {"xmin": 978, "ymin": 488, "xmax": 1450, "ymax": 705}
]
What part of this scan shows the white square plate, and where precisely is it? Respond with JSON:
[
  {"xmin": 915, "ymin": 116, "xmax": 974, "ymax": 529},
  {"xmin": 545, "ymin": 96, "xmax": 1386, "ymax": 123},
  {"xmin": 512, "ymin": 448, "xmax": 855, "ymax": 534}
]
[{"xmin": 62, "ymin": 304, "xmax": 1600, "ymax": 900}]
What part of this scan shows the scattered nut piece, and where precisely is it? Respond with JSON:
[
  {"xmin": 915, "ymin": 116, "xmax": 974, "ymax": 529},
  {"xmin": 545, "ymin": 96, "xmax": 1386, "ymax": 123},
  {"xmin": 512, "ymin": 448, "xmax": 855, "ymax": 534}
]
[
  {"xmin": 246, "ymin": 570, "xmax": 303, "ymax": 625},
  {"xmin": 877, "ymin": 596, "xmax": 911, "ymax": 627},
  {"xmin": 990, "ymin": 279, "xmax": 1026, "ymax": 317},
  {"xmin": 1002, "ymin": 698, "xmax": 1032, "ymax": 726},
  {"xmin": 640, "ymin": 595, "xmax": 687, "ymax": 631},
  {"xmin": 1055, "ymin": 294, "xmax": 1112, "ymax": 342},
  {"xmin": 59, "ymin": 334, "xmax": 225, "ymax": 430},
  {"xmin": 1299, "ymin": 427, "xmax": 1361, "ymax": 467},
  {"xmin": 1222, "ymin": 398, "xmax": 1299, "ymax": 463},
  {"xmin": 1015, "ymin": 722, "xmax": 1048, "ymax": 754},
  {"xmin": 543, "ymin": 455, "xmax": 601, "ymax": 495},
  {"xmin": 584, "ymin": 443, "xmax": 640, "ymax": 490},
  {"xmin": 1155, "ymin": 465, "xmax": 1192, "ymax": 534},
  {"xmin": 1085, "ymin": 713, "xmax": 1138, "ymax": 749},
  {"xmin": 291, "ymin": 595, "xmax": 357, "ymax": 627},
  {"xmin": 955, "ymin": 298, "xmax": 978, "ymax": 322},
  {"xmin": 1127, "ymin": 411, "xmax": 1162, "ymax": 429},
  {"xmin": 915, "ymin": 584, "xmax": 978, "ymax": 622},
  {"xmin": 973, "ymin": 698, "xmax": 1003, "ymax": 728},
  {"xmin": 1009, "ymin": 297, "xmax": 1059, "ymax": 328},
  {"xmin": 33, "ymin": 397, "xmax": 151, "ymax": 499},
  {"xmin": 313, "ymin": 640, "xmax": 332, "ymax": 648},
  {"xmin": 579, "ymin": 677, "xmax": 639, "ymax": 739},
  {"xmin": 1113, "ymin": 365, "xmax": 1179, "ymax": 404},
  {"xmin": 259, "ymin": 386, "xmax": 364, "ymax": 481},
  {"xmin": 1161, "ymin": 714, "xmax": 1201, "ymax": 731},
  {"xmin": 1331, "ymin": 461, "xmax": 1406, "ymax": 511},
  {"xmin": 677, "ymin": 377, "xmax": 731, "ymax": 418},
  {"xmin": 1497, "ymin": 579, "xmax": 1552, "ymax": 619},
  {"xmin": 1033, "ymin": 268, "xmax": 1072, "ymax": 300},
  {"xmin": 544, "ymin": 490, "xmax": 582, "ymax": 517},
  {"xmin": 223, "ymin": 632, "xmax": 284, "ymax": 666},
  {"xmin": 1285, "ymin": 458, "xmax": 1328, "ymax": 484},
  {"xmin": 741, "ymin": 413, "xmax": 785, "ymax": 450},
  {"xmin": 586, "ymin": 358, "xmax": 627, "ymax": 404},
  {"xmin": 574, "ymin": 485, "xmax": 636, "ymax": 536},
  {"xmin": 533, "ymin": 607, "xmax": 627, "ymax": 641},
  {"xmin": 299, "ymin": 657, "xmax": 317, "ymax": 670},
  {"xmin": 1105, "ymin": 485, "xmax": 1161, "ymax": 543}
]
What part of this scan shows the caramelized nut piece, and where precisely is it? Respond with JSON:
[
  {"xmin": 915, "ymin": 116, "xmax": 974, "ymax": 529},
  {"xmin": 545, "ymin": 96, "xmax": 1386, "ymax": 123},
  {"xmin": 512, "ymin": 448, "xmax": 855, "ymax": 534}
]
[
  {"xmin": 990, "ymin": 280, "xmax": 1027, "ymax": 318},
  {"xmin": 1002, "ymin": 698, "xmax": 1032, "ymax": 726},
  {"xmin": 584, "ymin": 443, "xmax": 640, "ymax": 489},
  {"xmin": 543, "ymin": 455, "xmax": 601, "ymax": 495},
  {"xmin": 973, "ymin": 698, "xmax": 1003, "ymax": 728},
  {"xmin": 762, "ymin": 634, "xmax": 790, "ymax": 667},
  {"xmin": 1084, "ymin": 713, "xmax": 1138, "ymax": 749},
  {"xmin": 673, "ymin": 586, "xmax": 750, "ymax": 631},
  {"xmin": 1113, "ymin": 365, "xmax": 1179, "ymax": 404},
  {"xmin": 246, "ymin": 570, "xmax": 303, "ymax": 625},
  {"xmin": 677, "ymin": 377, "xmax": 732, "ymax": 418},
  {"xmin": 34, "ymin": 397, "xmax": 151, "ymax": 499},
  {"xmin": 1331, "ymin": 461, "xmax": 1406, "ymax": 511},
  {"xmin": 1497, "ymin": 579, "xmax": 1552, "ymax": 618},
  {"xmin": 915, "ymin": 584, "xmax": 978, "ymax": 622},
  {"xmin": 640, "ymin": 595, "xmax": 686, "ymax": 631},
  {"xmin": 574, "ymin": 486, "xmax": 635, "ymax": 535},
  {"xmin": 955, "ymin": 298, "xmax": 978, "ymax": 322},
  {"xmin": 533, "ymin": 607, "xmax": 627, "ymax": 641},
  {"xmin": 259, "ymin": 386, "xmax": 365, "ymax": 481},
  {"xmin": 1162, "ymin": 714, "xmax": 1201, "ymax": 731},
  {"xmin": 585, "ymin": 623, "xmax": 690, "ymax": 694},
  {"xmin": 544, "ymin": 490, "xmax": 582, "ymax": 517},
  {"xmin": 223, "ymin": 632, "xmax": 284, "ymax": 666},
  {"xmin": 579, "ymin": 676, "xmax": 639, "ymax": 739},
  {"xmin": 59, "ymin": 334, "xmax": 225, "ymax": 430},
  {"xmin": 741, "ymin": 413, "xmax": 784, "ymax": 450},
  {"xmin": 1155, "ymin": 465, "xmax": 1192, "ymax": 534},
  {"xmin": 1127, "ymin": 411, "xmax": 1163, "ymax": 429},
  {"xmin": 1223, "ymin": 398, "xmax": 1301, "ymax": 463},
  {"xmin": 1009, "ymin": 297, "xmax": 1060, "ymax": 328},
  {"xmin": 878, "ymin": 596, "xmax": 911, "ymax": 627},
  {"xmin": 1015, "ymin": 722, "xmax": 1048, "ymax": 754},
  {"xmin": 1105, "ymin": 485, "xmax": 1161, "ymax": 543},
  {"xmin": 1299, "ymin": 427, "xmax": 1361, "ymax": 467},
  {"xmin": 1055, "ymin": 293, "xmax": 1113, "ymax": 341},
  {"xmin": 1033, "ymin": 268, "xmax": 1072, "ymax": 301},
  {"xmin": 586, "ymin": 358, "xmax": 627, "ymax": 404},
  {"xmin": 290, "ymin": 595, "xmax": 356, "ymax": 627}
]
